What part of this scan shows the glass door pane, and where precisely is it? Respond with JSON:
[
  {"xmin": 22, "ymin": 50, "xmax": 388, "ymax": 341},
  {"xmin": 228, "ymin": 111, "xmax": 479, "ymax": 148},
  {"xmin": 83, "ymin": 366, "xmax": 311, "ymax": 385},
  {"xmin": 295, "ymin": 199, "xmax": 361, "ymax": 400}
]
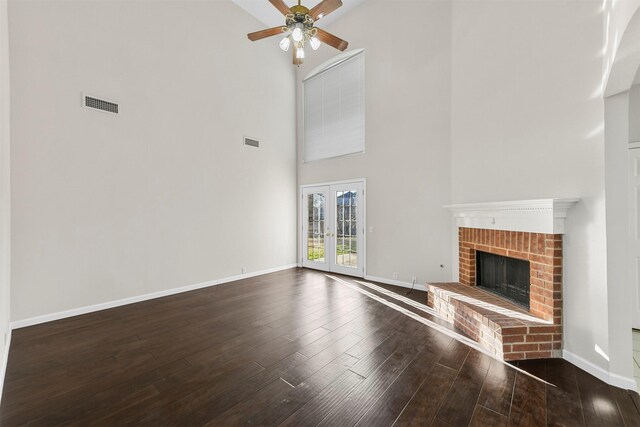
[
  {"xmin": 335, "ymin": 190, "xmax": 358, "ymax": 268},
  {"xmin": 307, "ymin": 192, "xmax": 326, "ymax": 263},
  {"xmin": 302, "ymin": 186, "xmax": 331, "ymax": 271}
]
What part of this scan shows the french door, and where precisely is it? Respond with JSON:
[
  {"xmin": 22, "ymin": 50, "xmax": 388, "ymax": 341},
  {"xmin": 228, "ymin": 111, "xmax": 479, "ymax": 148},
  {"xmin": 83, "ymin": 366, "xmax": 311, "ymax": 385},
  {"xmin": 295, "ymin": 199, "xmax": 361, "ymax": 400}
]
[{"xmin": 301, "ymin": 181, "xmax": 365, "ymax": 277}]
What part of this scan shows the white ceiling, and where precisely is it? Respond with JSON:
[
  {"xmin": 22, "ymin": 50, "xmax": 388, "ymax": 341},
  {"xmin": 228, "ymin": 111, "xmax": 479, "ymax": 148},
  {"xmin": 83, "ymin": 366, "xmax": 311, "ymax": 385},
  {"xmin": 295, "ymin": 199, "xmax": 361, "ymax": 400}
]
[{"xmin": 233, "ymin": 0, "xmax": 366, "ymax": 28}]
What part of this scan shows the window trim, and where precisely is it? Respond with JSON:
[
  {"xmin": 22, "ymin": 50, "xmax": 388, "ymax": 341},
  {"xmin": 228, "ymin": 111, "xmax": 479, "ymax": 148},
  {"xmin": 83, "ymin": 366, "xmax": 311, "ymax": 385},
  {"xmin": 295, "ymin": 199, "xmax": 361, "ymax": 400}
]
[{"xmin": 303, "ymin": 48, "xmax": 365, "ymax": 82}]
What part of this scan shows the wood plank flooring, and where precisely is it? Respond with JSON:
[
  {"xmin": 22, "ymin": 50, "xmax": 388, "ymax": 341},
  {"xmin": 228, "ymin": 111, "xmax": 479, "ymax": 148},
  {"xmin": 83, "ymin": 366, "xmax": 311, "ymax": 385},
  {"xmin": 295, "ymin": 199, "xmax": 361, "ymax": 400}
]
[{"xmin": 1, "ymin": 268, "xmax": 639, "ymax": 426}]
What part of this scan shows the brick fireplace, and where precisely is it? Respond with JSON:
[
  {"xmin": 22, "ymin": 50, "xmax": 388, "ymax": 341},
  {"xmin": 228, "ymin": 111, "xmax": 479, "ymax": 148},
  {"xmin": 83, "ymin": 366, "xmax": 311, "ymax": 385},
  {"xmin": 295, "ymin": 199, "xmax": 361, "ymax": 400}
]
[
  {"xmin": 428, "ymin": 199, "xmax": 578, "ymax": 361},
  {"xmin": 458, "ymin": 227, "xmax": 562, "ymax": 323}
]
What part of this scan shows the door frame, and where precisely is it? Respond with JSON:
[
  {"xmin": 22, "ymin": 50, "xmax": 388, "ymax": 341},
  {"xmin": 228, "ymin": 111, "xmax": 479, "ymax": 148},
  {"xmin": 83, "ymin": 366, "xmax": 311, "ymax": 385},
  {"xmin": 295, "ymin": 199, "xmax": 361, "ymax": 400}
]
[
  {"xmin": 299, "ymin": 178, "xmax": 367, "ymax": 278},
  {"xmin": 630, "ymin": 147, "xmax": 640, "ymax": 329}
]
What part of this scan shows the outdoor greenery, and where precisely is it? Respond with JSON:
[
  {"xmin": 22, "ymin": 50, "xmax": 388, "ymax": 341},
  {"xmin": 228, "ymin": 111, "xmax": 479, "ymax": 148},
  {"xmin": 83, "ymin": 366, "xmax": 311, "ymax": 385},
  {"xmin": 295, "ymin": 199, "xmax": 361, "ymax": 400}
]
[{"xmin": 307, "ymin": 238, "xmax": 357, "ymax": 261}]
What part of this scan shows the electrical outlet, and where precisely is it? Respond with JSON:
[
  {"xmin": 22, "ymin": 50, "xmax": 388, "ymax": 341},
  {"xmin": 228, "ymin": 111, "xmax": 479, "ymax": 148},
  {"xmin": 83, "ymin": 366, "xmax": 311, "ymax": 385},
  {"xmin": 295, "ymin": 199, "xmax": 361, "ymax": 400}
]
[
  {"xmin": 369, "ymin": 226, "xmax": 374, "ymax": 233},
  {"xmin": 241, "ymin": 267, "xmax": 246, "ymax": 274},
  {"xmin": 393, "ymin": 272, "xmax": 398, "ymax": 280},
  {"xmin": 412, "ymin": 276, "xmax": 417, "ymax": 283}
]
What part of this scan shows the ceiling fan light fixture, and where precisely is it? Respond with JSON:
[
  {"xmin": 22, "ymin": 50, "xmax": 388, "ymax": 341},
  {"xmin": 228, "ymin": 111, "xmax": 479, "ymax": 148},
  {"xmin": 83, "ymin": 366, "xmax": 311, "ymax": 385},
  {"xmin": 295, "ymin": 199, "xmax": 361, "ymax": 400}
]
[
  {"xmin": 247, "ymin": 0, "xmax": 348, "ymax": 65},
  {"xmin": 279, "ymin": 37, "xmax": 291, "ymax": 51},
  {"xmin": 310, "ymin": 37, "xmax": 321, "ymax": 50},
  {"xmin": 292, "ymin": 25, "xmax": 304, "ymax": 42}
]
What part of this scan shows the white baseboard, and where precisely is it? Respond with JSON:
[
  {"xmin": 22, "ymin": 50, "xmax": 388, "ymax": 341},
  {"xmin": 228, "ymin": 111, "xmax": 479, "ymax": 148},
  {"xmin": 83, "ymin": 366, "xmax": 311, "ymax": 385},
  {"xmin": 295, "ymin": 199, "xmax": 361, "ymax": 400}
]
[
  {"xmin": 563, "ymin": 349, "xmax": 637, "ymax": 391},
  {"xmin": 363, "ymin": 275, "xmax": 427, "ymax": 292},
  {"xmin": 0, "ymin": 328, "xmax": 12, "ymax": 405},
  {"xmin": 610, "ymin": 371, "xmax": 638, "ymax": 391},
  {"xmin": 10, "ymin": 264, "xmax": 298, "ymax": 330}
]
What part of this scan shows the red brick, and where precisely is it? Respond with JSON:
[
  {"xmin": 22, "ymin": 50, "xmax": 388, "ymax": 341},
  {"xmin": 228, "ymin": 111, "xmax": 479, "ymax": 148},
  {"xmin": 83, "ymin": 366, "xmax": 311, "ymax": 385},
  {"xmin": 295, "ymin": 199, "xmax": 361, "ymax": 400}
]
[
  {"xmin": 502, "ymin": 327, "xmax": 528, "ymax": 335},
  {"xmin": 525, "ymin": 351, "xmax": 552, "ymax": 360},
  {"xmin": 513, "ymin": 343, "xmax": 539, "ymax": 352},
  {"xmin": 531, "ymin": 325, "xmax": 562, "ymax": 334},
  {"xmin": 503, "ymin": 334, "xmax": 525, "ymax": 343},
  {"xmin": 525, "ymin": 334, "xmax": 553, "ymax": 343},
  {"xmin": 476, "ymin": 244, "xmax": 491, "ymax": 253},
  {"xmin": 523, "ymin": 234, "xmax": 530, "ymax": 253},
  {"xmin": 531, "ymin": 254, "xmax": 553, "ymax": 264},
  {"xmin": 489, "ymin": 248, "xmax": 508, "ymax": 257},
  {"xmin": 530, "ymin": 262, "xmax": 546, "ymax": 271},
  {"xmin": 507, "ymin": 250, "xmax": 529, "ymax": 261},
  {"xmin": 530, "ymin": 278, "xmax": 545, "ymax": 289},
  {"xmin": 504, "ymin": 352, "xmax": 526, "ymax": 361},
  {"xmin": 530, "ymin": 235, "xmax": 539, "ymax": 253},
  {"xmin": 540, "ymin": 272, "xmax": 553, "ymax": 282}
]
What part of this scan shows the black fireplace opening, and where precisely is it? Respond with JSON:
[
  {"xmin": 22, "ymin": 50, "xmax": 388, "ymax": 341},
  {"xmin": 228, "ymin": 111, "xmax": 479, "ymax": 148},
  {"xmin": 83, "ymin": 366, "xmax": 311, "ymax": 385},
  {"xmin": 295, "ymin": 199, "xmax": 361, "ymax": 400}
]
[{"xmin": 476, "ymin": 251, "xmax": 531, "ymax": 309}]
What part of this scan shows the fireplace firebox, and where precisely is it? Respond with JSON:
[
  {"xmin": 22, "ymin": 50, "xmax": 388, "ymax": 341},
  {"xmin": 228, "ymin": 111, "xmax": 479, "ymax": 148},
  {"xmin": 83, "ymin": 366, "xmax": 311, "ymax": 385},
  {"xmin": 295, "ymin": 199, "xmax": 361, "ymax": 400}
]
[{"xmin": 476, "ymin": 251, "xmax": 530, "ymax": 309}]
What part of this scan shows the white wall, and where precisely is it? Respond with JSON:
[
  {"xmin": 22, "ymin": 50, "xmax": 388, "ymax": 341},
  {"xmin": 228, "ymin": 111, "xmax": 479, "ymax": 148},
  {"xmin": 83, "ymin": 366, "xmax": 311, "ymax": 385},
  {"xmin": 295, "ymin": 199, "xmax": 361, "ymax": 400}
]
[
  {"xmin": 296, "ymin": 0, "xmax": 453, "ymax": 286},
  {"xmin": 0, "ymin": 0, "xmax": 10, "ymax": 397},
  {"xmin": 451, "ymin": 0, "xmax": 614, "ymax": 377},
  {"xmin": 8, "ymin": 0, "xmax": 297, "ymax": 322},
  {"xmin": 604, "ymin": 90, "xmax": 633, "ymax": 386},
  {"xmin": 603, "ymin": 2, "xmax": 640, "ymax": 388},
  {"xmin": 630, "ymin": 83, "xmax": 640, "ymax": 142}
]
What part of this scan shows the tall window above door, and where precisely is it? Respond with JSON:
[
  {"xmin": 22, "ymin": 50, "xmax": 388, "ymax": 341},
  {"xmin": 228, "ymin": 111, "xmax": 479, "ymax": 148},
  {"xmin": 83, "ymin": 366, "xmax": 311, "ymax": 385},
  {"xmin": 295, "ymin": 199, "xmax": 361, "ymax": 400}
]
[{"xmin": 303, "ymin": 49, "xmax": 365, "ymax": 162}]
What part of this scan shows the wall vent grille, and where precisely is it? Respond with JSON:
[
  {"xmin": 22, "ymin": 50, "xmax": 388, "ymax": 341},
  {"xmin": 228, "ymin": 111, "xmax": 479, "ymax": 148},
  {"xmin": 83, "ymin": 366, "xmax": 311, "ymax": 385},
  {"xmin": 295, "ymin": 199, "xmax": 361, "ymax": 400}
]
[
  {"xmin": 83, "ymin": 94, "xmax": 118, "ymax": 114},
  {"xmin": 244, "ymin": 137, "xmax": 260, "ymax": 148}
]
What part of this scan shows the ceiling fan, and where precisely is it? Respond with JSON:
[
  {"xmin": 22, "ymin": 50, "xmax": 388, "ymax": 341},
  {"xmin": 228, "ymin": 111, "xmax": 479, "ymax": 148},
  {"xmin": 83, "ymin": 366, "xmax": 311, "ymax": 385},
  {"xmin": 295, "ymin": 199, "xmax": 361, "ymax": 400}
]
[{"xmin": 247, "ymin": 0, "xmax": 349, "ymax": 65}]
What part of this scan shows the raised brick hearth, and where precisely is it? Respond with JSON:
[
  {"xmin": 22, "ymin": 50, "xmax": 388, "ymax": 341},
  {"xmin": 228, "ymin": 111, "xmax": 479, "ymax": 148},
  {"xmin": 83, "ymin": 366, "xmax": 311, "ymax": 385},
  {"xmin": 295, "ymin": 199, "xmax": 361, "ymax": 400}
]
[
  {"xmin": 427, "ymin": 227, "xmax": 563, "ymax": 361},
  {"xmin": 427, "ymin": 283, "xmax": 561, "ymax": 360}
]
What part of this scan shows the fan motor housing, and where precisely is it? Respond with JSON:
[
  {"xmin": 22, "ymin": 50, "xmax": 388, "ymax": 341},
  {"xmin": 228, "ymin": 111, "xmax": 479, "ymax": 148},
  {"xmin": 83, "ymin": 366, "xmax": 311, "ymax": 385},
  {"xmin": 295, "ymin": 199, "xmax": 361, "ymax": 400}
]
[{"xmin": 290, "ymin": 5, "xmax": 310, "ymax": 16}]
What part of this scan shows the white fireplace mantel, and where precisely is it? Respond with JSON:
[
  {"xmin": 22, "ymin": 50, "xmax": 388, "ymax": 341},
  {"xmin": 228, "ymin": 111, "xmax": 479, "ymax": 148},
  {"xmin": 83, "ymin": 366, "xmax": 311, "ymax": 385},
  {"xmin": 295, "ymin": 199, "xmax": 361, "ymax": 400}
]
[{"xmin": 444, "ymin": 199, "xmax": 580, "ymax": 234}]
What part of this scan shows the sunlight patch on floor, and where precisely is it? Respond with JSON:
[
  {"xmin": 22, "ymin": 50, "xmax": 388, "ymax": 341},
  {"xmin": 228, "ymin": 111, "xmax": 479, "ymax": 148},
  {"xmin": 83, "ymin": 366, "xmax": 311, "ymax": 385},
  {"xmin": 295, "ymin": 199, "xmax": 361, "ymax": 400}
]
[
  {"xmin": 326, "ymin": 274, "xmax": 555, "ymax": 387},
  {"xmin": 352, "ymin": 279, "xmax": 439, "ymax": 317}
]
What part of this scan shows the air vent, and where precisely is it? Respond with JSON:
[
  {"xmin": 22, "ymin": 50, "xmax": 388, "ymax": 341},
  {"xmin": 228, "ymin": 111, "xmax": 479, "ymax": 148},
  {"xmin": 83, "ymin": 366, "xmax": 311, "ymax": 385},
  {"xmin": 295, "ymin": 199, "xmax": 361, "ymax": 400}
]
[
  {"xmin": 244, "ymin": 137, "xmax": 260, "ymax": 148},
  {"xmin": 83, "ymin": 93, "xmax": 119, "ymax": 114}
]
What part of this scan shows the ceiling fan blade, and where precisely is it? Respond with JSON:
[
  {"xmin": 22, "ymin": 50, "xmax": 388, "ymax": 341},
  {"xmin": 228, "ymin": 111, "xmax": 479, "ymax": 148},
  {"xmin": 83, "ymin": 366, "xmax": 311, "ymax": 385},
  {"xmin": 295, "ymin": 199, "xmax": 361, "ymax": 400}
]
[
  {"xmin": 315, "ymin": 28, "xmax": 348, "ymax": 51},
  {"xmin": 293, "ymin": 45, "xmax": 304, "ymax": 65},
  {"xmin": 269, "ymin": 0, "xmax": 292, "ymax": 16},
  {"xmin": 310, "ymin": 0, "xmax": 343, "ymax": 20},
  {"xmin": 247, "ymin": 26, "xmax": 285, "ymax": 41}
]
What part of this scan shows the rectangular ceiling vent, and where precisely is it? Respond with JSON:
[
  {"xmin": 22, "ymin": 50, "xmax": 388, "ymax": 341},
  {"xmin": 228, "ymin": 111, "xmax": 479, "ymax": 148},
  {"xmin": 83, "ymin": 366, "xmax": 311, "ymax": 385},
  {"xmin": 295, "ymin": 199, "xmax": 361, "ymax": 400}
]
[
  {"xmin": 244, "ymin": 137, "xmax": 260, "ymax": 148},
  {"xmin": 83, "ymin": 93, "xmax": 119, "ymax": 114}
]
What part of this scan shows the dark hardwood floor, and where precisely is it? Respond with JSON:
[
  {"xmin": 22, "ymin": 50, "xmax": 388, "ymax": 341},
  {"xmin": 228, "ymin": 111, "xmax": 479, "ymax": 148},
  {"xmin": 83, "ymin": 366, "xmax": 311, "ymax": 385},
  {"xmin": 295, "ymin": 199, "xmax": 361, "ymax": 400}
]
[{"xmin": 1, "ymin": 268, "xmax": 639, "ymax": 426}]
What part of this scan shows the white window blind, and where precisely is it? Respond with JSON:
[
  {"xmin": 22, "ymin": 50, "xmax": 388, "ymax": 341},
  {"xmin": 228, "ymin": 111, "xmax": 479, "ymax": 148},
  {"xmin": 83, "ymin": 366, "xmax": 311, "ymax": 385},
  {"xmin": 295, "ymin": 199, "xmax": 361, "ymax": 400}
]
[{"xmin": 303, "ymin": 51, "xmax": 365, "ymax": 162}]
